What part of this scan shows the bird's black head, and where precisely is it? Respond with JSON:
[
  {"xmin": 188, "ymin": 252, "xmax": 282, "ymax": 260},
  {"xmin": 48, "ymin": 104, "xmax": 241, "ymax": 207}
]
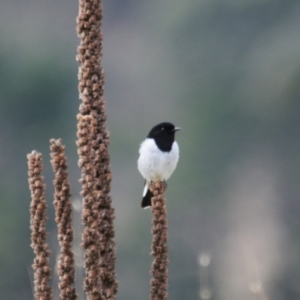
[{"xmin": 147, "ymin": 122, "xmax": 180, "ymax": 152}]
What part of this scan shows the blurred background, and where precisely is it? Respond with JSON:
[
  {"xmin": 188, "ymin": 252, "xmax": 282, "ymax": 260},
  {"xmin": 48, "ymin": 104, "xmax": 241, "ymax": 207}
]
[{"xmin": 1, "ymin": 0, "xmax": 300, "ymax": 299}]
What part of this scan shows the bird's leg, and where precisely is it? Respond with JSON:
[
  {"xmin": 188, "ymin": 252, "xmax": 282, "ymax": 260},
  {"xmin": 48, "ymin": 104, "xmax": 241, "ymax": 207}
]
[{"xmin": 161, "ymin": 180, "xmax": 167, "ymax": 190}]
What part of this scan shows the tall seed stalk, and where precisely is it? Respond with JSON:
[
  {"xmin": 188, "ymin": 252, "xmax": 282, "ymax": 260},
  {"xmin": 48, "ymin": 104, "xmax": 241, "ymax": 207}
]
[
  {"xmin": 149, "ymin": 181, "xmax": 169, "ymax": 300},
  {"xmin": 28, "ymin": 151, "xmax": 53, "ymax": 300},
  {"xmin": 76, "ymin": 0, "xmax": 118, "ymax": 299},
  {"xmin": 50, "ymin": 139, "xmax": 77, "ymax": 300}
]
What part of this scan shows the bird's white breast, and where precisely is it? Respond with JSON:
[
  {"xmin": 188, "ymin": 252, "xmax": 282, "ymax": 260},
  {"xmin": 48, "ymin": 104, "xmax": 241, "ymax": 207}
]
[{"xmin": 138, "ymin": 138, "xmax": 179, "ymax": 182}]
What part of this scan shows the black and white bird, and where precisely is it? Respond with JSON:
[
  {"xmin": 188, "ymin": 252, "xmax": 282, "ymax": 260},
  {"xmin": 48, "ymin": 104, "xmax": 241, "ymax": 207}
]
[{"xmin": 137, "ymin": 122, "xmax": 180, "ymax": 208}]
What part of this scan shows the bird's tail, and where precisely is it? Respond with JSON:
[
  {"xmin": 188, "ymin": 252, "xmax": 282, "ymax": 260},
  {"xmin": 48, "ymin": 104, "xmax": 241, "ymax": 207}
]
[{"xmin": 141, "ymin": 188, "xmax": 153, "ymax": 208}]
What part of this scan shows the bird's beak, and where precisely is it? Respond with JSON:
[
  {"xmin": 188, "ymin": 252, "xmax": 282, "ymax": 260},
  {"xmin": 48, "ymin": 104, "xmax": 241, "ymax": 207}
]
[{"xmin": 173, "ymin": 127, "xmax": 181, "ymax": 132}]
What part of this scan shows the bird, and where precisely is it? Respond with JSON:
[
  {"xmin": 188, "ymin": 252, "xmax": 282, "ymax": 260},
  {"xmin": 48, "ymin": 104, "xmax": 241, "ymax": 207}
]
[{"xmin": 137, "ymin": 122, "xmax": 180, "ymax": 208}]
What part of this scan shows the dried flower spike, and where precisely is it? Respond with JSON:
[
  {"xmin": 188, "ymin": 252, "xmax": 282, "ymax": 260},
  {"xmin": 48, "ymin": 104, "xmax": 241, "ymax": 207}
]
[
  {"xmin": 149, "ymin": 181, "xmax": 169, "ymax": 300},
  {"xmin": 76, "ymin": 0, "xmax": 118, "ymax": 298},
  {"xmin": 50, "ymin": 139, "xmax": 77, "ymax": 300},
  {"xmin": 27, "ymin": 151, "xmax": 53, "ymax": 300}
]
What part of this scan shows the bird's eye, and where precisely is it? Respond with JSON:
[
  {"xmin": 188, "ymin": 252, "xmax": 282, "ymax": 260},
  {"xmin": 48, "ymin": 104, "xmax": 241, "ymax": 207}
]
[{"xmin": 161, "ymin": 127, "xmax": 164, "ymax": 130}]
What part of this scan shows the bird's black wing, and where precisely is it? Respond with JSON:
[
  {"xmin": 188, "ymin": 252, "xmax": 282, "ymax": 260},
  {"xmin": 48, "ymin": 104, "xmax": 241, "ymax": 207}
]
[{"xmin": 141, "ymin": 188, "xmax": 153, "ymax": 208}]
